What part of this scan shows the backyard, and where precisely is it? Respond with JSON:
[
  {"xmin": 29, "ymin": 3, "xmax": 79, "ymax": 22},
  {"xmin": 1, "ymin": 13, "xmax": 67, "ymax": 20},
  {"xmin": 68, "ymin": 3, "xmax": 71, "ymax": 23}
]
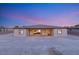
[{"xmin": 0, "ymin": 33, "xmax": 79, "ymax": 55}]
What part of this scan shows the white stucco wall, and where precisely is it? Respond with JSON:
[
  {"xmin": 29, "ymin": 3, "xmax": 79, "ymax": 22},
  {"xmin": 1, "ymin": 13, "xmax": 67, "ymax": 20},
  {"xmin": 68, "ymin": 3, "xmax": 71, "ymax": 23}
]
[{"xmin": 53, "ymin": 29, "xmax": 67, "ymax": 36}]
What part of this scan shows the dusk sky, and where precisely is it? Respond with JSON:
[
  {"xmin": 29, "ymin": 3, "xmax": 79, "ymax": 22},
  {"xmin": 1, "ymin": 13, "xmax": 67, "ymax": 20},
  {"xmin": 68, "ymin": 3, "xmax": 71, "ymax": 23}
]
[{"xmin": 0, "ymin": 3, "xmax": 79, "ymax": 27}]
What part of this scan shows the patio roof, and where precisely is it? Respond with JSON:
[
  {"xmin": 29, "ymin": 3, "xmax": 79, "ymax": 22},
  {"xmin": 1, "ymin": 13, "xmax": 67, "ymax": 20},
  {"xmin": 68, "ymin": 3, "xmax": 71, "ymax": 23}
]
[{"xmin": 14, "ymin": 24, "xmax": 67, "ymax": 29}]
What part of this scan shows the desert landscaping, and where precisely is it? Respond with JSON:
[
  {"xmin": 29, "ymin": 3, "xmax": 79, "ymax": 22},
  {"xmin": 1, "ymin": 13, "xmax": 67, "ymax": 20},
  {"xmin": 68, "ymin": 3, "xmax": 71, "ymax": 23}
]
[{"xmin": 0, "ymin": 32, "xmax": 79, "ymax": 55}]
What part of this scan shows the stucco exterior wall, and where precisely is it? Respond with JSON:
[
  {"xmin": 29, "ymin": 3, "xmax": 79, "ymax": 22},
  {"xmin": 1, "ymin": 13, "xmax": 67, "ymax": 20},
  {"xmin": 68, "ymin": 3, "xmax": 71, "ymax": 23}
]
[
  {"xmin": 53, "ymin": 29, "xmax": 67, "ymax": 36},
  {"xmin": 26, "ymin": 29, "xmax": 29, "ymax": 36},
  {"xmin": 14, "ymin": 29, "xmax": 27, "ymax": 37},
  {"xmin": 14, "ymin": 28, "xmax": 67, "ymax": 37}
]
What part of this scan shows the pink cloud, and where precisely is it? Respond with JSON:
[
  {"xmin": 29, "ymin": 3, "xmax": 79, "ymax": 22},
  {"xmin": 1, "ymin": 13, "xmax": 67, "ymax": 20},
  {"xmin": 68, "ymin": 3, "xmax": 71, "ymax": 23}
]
[
  {"xmin": 1, "ymin": 13, "xmax": 48, "ymax": 25},
  {"xmin": 1, "ymin": 13, "xmax": 78, "ymax": 26}
]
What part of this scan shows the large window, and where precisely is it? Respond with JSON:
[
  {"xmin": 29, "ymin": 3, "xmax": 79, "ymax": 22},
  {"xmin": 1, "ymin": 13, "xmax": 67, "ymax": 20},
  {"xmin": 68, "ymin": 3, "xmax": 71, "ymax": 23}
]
[
  {"xmin": 57, "ymin": 29, "xmax": 62, "ymax": 34},
  {"xmin": 29, "ymin": 29, "xmax": 52, "ymax": 36},
  {"xmin": 18, "ymin": 29, "xmax": 24, "ymax": 35},
  {"xmin": 34, "ymin": 29, "xmax": 41, "ymax": 34}
]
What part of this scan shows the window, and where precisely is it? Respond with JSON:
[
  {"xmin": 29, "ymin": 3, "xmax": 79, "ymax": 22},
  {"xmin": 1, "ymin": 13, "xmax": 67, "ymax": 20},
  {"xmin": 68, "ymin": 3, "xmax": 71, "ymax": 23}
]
[
  {"xmin": 18, "ymin": 29, "xmax": 24, "ymax": 34},
  {"xmin": 37, "ymin": 29, "xmax": 41, "ymax": 32},
  {"xmin": 57, "ymin": 29, "xmax": 62, "ymax": 34}
]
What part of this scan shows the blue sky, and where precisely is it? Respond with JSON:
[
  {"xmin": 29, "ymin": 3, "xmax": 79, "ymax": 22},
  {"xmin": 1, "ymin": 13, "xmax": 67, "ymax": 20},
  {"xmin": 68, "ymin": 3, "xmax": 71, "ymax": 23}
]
[{"xmin": 0, "ymin": 3, "xmax": 79, "ymax": 27}]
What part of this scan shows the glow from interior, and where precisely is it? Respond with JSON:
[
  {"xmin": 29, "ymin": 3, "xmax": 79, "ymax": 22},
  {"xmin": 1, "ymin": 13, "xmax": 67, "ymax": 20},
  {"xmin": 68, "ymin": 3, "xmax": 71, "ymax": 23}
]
[
  {"xmin": 38, "ymin": 29, "xmax": 41, "ymax": 32},
  {"xmin": 58, "ymin": 30, "xmax": 62, "ymax": 34},
  {"xmin": 20, "ymin": 30, "xmax": 24, "ymax": 34}
]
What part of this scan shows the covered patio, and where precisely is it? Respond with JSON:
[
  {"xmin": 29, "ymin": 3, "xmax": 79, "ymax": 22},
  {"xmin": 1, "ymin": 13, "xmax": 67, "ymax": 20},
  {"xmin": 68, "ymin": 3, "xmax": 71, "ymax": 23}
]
[{"xmin": 28, "ymin": 28, "xmax": 53, "ymax": 36}]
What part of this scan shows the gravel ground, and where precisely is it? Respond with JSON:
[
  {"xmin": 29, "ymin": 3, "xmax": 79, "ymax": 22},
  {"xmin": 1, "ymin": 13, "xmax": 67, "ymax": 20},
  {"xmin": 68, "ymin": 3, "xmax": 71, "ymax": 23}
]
[{"xmin": 0, "ymin": 33, "xmax": 79, "ymax": 55}]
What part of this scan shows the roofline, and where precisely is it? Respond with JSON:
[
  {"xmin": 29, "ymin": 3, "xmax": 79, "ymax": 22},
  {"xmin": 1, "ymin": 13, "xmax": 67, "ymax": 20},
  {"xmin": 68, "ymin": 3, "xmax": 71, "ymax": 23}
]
[{"xmin": 13, "ymin": 27, "xmax": 67, "ymax": 29}]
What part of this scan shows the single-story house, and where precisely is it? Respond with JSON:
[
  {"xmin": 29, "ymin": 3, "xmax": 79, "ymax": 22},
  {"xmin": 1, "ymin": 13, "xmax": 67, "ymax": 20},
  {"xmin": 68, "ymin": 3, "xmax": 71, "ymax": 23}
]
[{"xmin": 14, "ymin": 24, "xmax": 67, "ymax": 37}]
